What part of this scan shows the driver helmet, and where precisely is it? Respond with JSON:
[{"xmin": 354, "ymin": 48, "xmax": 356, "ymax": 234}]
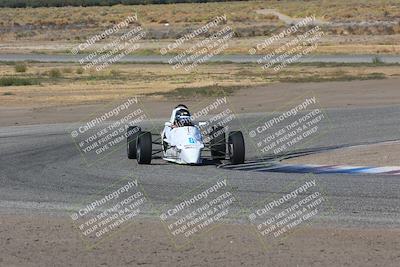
[{"xmin": 175, "ymin": 107, "xmax": 192, "ymax": 126}]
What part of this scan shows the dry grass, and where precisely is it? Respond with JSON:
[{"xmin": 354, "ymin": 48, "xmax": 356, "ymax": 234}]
[
  {"xmin": 0, "ymin": 61, "xmax": 399, "ymax": 107},
  {"xmin": 0, "ymin": 0, "xmax": 398, "ymax": 27},
  {"xmin": 0, "ymin": 1, "xmax": 399, "ymax": 55}
]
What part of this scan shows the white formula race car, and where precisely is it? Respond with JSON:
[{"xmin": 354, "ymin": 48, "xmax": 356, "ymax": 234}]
[{"xmin": 127, "ymin": 104, "xmax": 245, "ymax": 165}]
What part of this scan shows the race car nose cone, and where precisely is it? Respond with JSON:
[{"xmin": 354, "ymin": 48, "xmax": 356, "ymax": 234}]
[{"xmin": 181, "ymin": 148, "xmax": 201, "ymax": 164}]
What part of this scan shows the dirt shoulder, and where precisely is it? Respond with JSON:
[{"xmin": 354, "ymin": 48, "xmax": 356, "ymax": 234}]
[
  {"xmin": 1, "ymin": 214, "xmax": 399, "ymax": 266},
  {"xmin": 285, "ymin": 141, "xmax": 400, "ymax": 167},
  {"xmin": 1, "ymin": 78, "xmax": 400, "ymax": 127}
]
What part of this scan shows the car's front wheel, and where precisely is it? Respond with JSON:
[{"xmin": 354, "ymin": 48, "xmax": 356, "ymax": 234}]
[
  {"xmin": 127, "ymin": 126, "xmax": 141, "ymax": 159},
  {"xmin": 137, "ymin": 131, "xmax": 152, "ymax": 164},
  {"xmin": 228, "ymin": 131, "xmax": 245, "ymax": 164}
]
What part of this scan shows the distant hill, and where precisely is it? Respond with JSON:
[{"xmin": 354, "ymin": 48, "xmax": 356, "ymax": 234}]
[{"xmin": 0, "ymin": 0, "xmax": 248, "ymax": 8}]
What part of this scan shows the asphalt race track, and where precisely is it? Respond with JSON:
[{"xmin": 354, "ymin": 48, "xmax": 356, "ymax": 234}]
[{"xmin": 1, "ymin": 105, "xmax": 399, "ymax": 228}]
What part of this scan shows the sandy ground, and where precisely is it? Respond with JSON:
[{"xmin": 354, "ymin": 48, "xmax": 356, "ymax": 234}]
[
  {"xmin": 1, "ymin": 215, "xmax": 399, "ymax": 267},
  {"xmin": 285, "ymin": 141, "xmax": 400, "ymax": 167},
  {"xmin": 1, "ymin": 78, "xmax": 400, "ymax": 127}
]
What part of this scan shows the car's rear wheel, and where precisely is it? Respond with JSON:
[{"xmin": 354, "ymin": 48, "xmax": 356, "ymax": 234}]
[
  {"xmin": 210, "ymin": 126, "xmax": 226, "ymax": 160},
  {"xmin": 127, "ymin": 126, "xmax": 141, "ymax": 159},
  {"xmin": 137, "ymin": 131, "xmax": 152, "ymax": 164},
  {"xmin": 228, "ymin": 131, "xmax": 245, "ymax": 164}
]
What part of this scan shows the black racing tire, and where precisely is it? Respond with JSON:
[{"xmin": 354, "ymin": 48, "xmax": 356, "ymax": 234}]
[
  {"xmin": 127, "ymin": 126, "xmax": 141, "ymax": 159},
  {"xmin": 228, "ymin": 131, "xmax": 245, "ymax": 164},
  {"xmin": 137, "ymin": 131, "xmax": 152, "ymax": 164},
  {"xmin": 210, "ymin": 126, "xmax": 226, "ymax": 160}
]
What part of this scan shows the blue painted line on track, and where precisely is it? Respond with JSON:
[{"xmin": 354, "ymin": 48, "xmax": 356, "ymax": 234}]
[{"xmin": 221, "ymin": 162, "xmax": 400, "ymax": 175}]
